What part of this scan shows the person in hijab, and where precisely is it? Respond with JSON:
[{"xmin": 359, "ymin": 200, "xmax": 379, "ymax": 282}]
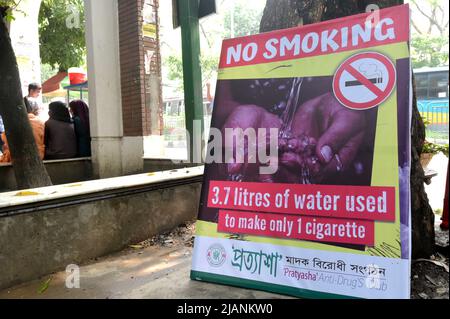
[
  {"xmin": 44, "ymin": 101, "xmax": 77, "ymax": 160},
  {"xmin": 69, "ymin": 100, "xmax": 91, "ymax": 157}
]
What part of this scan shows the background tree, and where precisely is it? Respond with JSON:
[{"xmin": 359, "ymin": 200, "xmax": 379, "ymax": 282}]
[
  {"xmin": 164, "ymin": 54, "xmax": 218, "ymax": 93},
  {"xmin": 39, "ymin": 0, "xmax": 85, "ymax": 72},
  {"xmin": 0, "ymin": 1, "xmax": 52, "ymax": 189},
  {"xmin": 222, "ymin": 0, "xmax": 263, "ymax": 39},
  {"xmin": 410, "ymin": 0, "xmax": 449, "ymax": 68},
  {"xmin": 162, "ymin": 1, "xmax": 264, "ymax": 97},
  {"xmin": 260, "ymin": 0, "xmax": 435, "ymax": 258}
]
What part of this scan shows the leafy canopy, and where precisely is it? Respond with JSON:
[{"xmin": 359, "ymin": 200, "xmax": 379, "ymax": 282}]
[
  {"xmin": 410, "ymin": 0, "xmax": 449, "ymax": 68},
  {"xmin": 38, "ymin": 0, "xmax": 86, "ymax": 72},
  {"xmin": 412, "ymin": 35, "xmax": 449, "ymax": 68},
  {"xmin": 164, "ymin": 54, "xmax": 218, "ymax": 92},
  {"xmin": 0, "ymin": 0, "xmax": 19, "ymax": 21},
  {"xmin": 222, "ymin": 1, "xmax": 263, "ymax": 39}
]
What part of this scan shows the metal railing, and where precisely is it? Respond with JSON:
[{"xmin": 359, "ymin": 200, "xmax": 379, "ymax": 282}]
[
  {"xmin": 418, "ymin": 99, "xmax": 449, "ymax": 142},
  {"xmin": 162, "ymin": 98, "xmax": 212, "ymax": 146}
]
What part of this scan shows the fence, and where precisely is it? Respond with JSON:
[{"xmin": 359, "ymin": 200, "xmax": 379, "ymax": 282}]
[
  {"xmin": 418, "ymin": 99, "xmax": 449, "ymax": 142},
  {"xmin": 162, "ymin": 99, "xmax": 212, "ymax": 146}
]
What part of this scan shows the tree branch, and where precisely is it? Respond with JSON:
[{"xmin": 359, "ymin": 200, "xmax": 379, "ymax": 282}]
[
  {"xmin": 411, "ymin": 19, "xmax": 423, "ymax": 35},
  {"xmin": 413, "ymin": 0, "xmax": 440, "ymax": 32},
  {"xmin": 199, "ymin": 22, "xmax": 212, "ymax": 49}
]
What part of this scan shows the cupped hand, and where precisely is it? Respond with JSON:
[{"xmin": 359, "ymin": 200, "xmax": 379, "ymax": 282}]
[
  {"xmin": 221, "ymin": 104, "xmax": 282, "ymax": 182},
  {"xmin": 280, "ymin": 92, "xmax": 367, "ymax": 183}
]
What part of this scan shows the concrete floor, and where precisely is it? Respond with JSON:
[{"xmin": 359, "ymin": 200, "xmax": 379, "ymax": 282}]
[{"xmin": 0, "ymin": 244, "xmax": 290, "ymax": 299}]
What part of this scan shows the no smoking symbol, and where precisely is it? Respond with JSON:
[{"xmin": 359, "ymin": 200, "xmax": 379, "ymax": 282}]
[{"xmin": 333, "ymin": 52, "xmax": 396, "ymax": 110}]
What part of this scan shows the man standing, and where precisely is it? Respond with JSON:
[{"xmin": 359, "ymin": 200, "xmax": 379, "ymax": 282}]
[{"xmin": 24, "ymin": 82, "xmax": 42, "ymax": 114}]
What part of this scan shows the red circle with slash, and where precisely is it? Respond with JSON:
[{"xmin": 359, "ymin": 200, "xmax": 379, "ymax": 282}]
[{"xmin": 333, "ymin": 52, "xmax": 396, "ymax": 110}]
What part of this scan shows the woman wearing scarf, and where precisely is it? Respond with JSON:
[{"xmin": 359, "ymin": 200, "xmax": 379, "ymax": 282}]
[
  {"xmin": 44, "ymin": 101, "xmax": 77, "ymax": 160},
  {"xmin": 69, "ymin": 100, "xmax": 91, "ymax": 157}
]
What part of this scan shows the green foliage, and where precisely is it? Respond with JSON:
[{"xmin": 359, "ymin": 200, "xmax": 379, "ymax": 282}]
[
  {"xmin": 38, "ymin": 0, "xmax": 86, "ymax": 72},
  {"xmin": 200, "ymin": 54, "xmax": 219, "ymax": 81},
  {"xmin": 411, "ymin": 35, "xmax": 449, "ymax": 68},
  {"xmin": 41, "ymin": 63, "xmax": 59, "ymax": 82},
  {"xmin": 421, "ymin": 115, "xmax": 448, "ymax": 156},
  {"xmin": 164, "ymin": 54, "xmax": 218, "ymax": 91},
  {"xmin": 422, "ymin": 141, "xmax": 449, "ymax": 156},
  {"xmin": 222, "ymin": 2, "xmax": 262, "ymax": 38},
  {"xmin": 165, "ymin": 55, "xmax": 184, "ymax": 82},
  {"xmin": 0, "ymin": 0, "xmax": 16, "ymax": 6},
  {"xmin": 0, "ymin": 0, "xmax": 19, "ymax": 22}
]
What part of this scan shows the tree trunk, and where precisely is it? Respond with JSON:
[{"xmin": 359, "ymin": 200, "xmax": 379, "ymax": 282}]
[
  {"xmin": 260, "ymin": 0, "xmax": 435, "ymax": 258},
  {"xmin": 0, "ymin": 11, "xmax": 52, "ymax": 189}
]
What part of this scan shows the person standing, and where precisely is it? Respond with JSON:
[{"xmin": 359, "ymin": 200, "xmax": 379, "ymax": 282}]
[
  {"xmin": 69, "ymin": 100, "xmax": 91, "ymax": 157},
  {"xmin": 44, "ymin": 101, "xmax": 77, "ymax": 160},
  {"xmin": 24, "ymin": 83, "xmax": 43, "ymax": 114}
]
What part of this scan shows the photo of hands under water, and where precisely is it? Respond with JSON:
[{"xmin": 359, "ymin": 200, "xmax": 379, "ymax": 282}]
[{"xmin": 206, "ymin": 76, "xmax": 378, "ymax": 187}]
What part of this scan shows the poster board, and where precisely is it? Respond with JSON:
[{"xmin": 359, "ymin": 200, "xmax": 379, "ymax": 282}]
[
  {"xmin": 191, "ymin": 4, "xmax": 412, "ymax": 299},
  {"xmin": 143, "ymin": 0, "xmax": 157, "ymax": 39}
]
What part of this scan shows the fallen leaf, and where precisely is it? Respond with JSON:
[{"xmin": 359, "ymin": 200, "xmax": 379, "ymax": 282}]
[
  {"xmin": 436, "ymin": 252, "xmax": 446, "ymax": 261},
  {"xmin": 414, "ymin": 259, "xmax": 449, "ymax": 272},
  {"xmin": 425, "ymin": 274, "xmax": 438, "ymax": 286},
  {"xmin": 418, "ymin": 292, "xmax": 429, "ymax": 299},
  {"xmin": 129, "ymin": 245, "xmax": 143, "ymax": 249},
  {"xmin": 15, "ymin": 191, "xmax": 41, "ymax": 196},
  {"xmin": 65, "ymin": 184, "xmax": 83, "ymax": 187},
  {"xmin": 38, "ymin": 277, "xmax": 52, "ymax": 294},
  {"xmin": 436, "ymin": 288, "xmax": 447, "ymax": 295},
  {"xmin": 147, "ymin": 173, "xmax": 156, "ymax": 176}
]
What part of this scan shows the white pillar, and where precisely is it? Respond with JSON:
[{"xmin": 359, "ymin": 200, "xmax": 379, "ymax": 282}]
[{"xmin": 84, "ymin": 0, "xmax": 143, "ymax": 178}]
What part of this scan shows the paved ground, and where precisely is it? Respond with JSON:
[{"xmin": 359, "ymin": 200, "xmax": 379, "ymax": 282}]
[
  {"xmin": 0, "ymin": 238, "xmax": 288, "ymax": 299},
  {"xmin": 0, "ymin": 222, "xmax": 447, "ymax": 299}
]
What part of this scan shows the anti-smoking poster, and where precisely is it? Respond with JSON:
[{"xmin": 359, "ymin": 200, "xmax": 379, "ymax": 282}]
[{"xmin": 191, "ymin": 4, "xmax": 411, "ymax": 299}]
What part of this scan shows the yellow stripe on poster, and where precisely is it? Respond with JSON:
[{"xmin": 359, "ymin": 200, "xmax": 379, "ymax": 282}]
[
  {"xmin": 218, "ymin": 42, "xmax": 409, "ymax": 80},
  {"xmin": 368, "ymin": 89, "xmax": 402, "ymax": 258}
]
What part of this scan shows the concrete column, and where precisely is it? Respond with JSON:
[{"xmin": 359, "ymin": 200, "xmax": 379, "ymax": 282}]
[{"xmin": 84, "ymin": 0, "xmax": 144, "ymax": 178}]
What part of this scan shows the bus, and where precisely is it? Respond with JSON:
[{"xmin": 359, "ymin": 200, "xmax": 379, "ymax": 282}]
[{"xmin": 414, "ymin": 66, "xmax": 449, "ymax": 141}]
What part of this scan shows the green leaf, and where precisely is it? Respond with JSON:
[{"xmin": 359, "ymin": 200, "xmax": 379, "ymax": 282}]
[
  {"xmin": 37, "ymin": 277, "xmax": 52, "ymax": 294},
  {"xmin": 38, "ymin": 0, "xmax": 86, "ymax": 71}
]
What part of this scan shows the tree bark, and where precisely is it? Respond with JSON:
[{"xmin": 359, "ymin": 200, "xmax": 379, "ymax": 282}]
[
  {"xmin": 0, "ymin": 11, "xmax": 52, "ymax": 189},
  {"xmin": 260, "ymin": 0, "xmax": 435, "ymax": 258}
]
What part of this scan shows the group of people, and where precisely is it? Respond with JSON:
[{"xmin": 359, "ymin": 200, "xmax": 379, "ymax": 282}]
[{"xmin": 0, "ymin": 83, "xmax": 91, "ymax": 163}]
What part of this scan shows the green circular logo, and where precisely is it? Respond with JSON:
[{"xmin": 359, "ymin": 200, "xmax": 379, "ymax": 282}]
[{"xmin": 206, "ymin": 244, "xmax": 227, "ymax": 267}]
